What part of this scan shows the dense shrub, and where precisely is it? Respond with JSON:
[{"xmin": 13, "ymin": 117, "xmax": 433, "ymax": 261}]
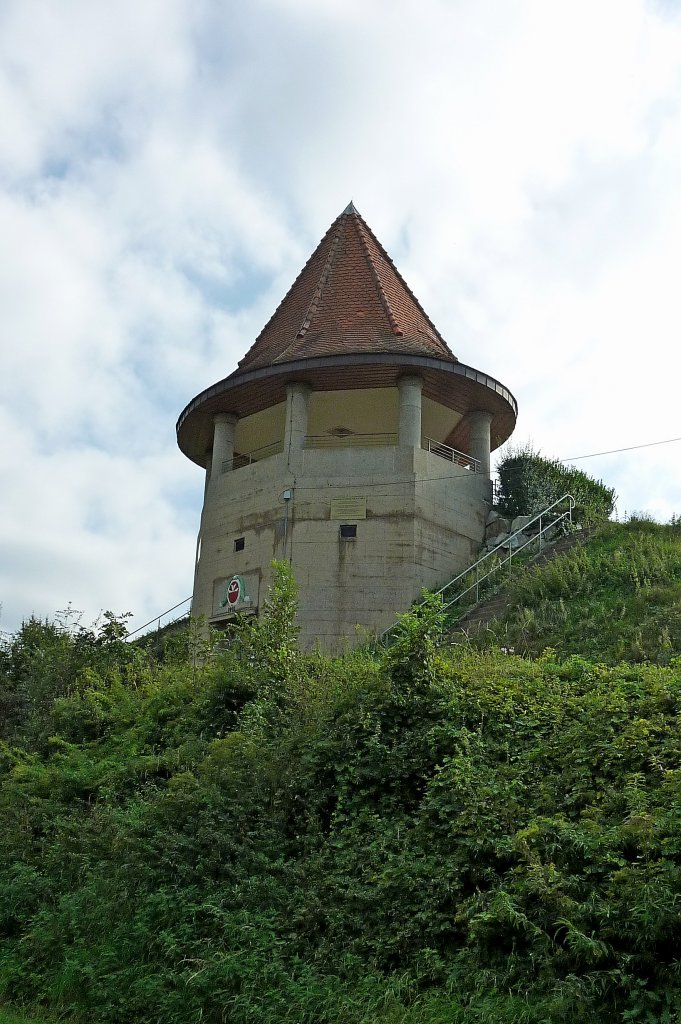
[
  {"xmin": 2, "ymin": 557, "xmax": 681, "ymax": 1022},
  {"xmin": 496, "ymin": 444, "xmax": 616, "ymax": 521},
  {"xmin": 0, "ymin": 611, "xmax": 134, "ymax": 750}
]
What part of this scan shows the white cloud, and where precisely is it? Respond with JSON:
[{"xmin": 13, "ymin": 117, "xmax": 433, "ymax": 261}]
[{"xmin": 2, "ymin": 0, "xmax": 681, "ymax": 633}]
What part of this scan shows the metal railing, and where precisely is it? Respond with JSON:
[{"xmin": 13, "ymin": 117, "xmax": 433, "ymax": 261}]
[
  {"xmin": 435, "ymin": 493, "xmax": 575, "ymax": 612},
  {"xmin": 222, "ymin": 440, "xmax": 284, "ymax": 473},
  {"xmin": 221, "ymin": 434, "xmax": 478, "ymax": 467},
  {"xmin": 304, "ymin": 432, "xmax": 398, "ymax": 449},
  {"xmin": 126, "ymin": 596, "xmax": 193, "ymax": 641},
  {"xmin": 424, "ymin": 437, "xmax": 479, "ymax": 472},
  {"xmin": 379, "ymin": 493, "xmax": 575, "ymax": 645}
]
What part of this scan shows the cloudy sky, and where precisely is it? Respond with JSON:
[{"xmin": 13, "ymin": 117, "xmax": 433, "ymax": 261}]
[{"xmin": 2, "ymin": 0, "xmax": 681, "ymax": 636}]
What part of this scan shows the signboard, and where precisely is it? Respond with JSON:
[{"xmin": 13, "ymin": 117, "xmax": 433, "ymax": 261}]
[
  {"xmin": 221, "ymin": 575, "xmax": 245, "ymax": 610},
  {"xmin": 330, "ymin": 497, "xmax": 367, "ymax": 520},
  {"xmin": 212, "ymin": 573, "xmax": 259, "ymax": 617}
]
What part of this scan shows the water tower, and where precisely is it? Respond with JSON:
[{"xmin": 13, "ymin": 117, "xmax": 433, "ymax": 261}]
[{"xmin": 177, "ymin": 204, "xmax": 517, "ymax": 649}]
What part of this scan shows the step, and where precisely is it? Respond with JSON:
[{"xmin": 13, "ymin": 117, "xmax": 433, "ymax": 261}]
[{"xmin": 450, "ymin": 527, "xmax": 594, "ymax": 636}]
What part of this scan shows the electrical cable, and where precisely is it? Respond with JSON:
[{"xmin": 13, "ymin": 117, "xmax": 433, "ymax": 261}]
[
  {"xmin": 214, "ymin": 434, "xmax": 681, "ymax": 498},
  {"xmin": 559, "ymin": 435, "xmax": 681, "ymax": 463}
]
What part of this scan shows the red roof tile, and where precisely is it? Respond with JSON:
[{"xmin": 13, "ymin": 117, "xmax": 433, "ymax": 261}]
[{"xmin": 236, "ymin": 204, "xmax": 457, "ymax": 372}]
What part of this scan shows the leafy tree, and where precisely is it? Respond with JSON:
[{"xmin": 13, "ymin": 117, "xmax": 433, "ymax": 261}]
[{"xmin": 496, "ymin": 443, "xmax": 616, "ymax": 521}]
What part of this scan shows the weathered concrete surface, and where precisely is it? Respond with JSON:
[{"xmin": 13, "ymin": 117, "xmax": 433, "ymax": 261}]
[{"xmin": 192, "ymin": 428, "xmax": 492, "ymax": 651}]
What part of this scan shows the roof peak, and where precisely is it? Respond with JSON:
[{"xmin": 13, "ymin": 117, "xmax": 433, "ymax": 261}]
[{"xmin": 235, "ymin": 206, "xmax": 457, "ymax": 373}]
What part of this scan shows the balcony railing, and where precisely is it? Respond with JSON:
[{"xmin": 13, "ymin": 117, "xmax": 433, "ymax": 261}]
[
  {"xmin": 220, "ymin": 434, "xmax": 478, "ymax": 471},
  {"xmin": 424, "ymin": 437, "xmax": 479, "ymax": 472},
  {"xmin": 222, "ymin": 440, "xmax": 284, "ymax": 473},
  {"xmin": 304, "ymin": 433, "xmax": 398, "ymax": 449}
]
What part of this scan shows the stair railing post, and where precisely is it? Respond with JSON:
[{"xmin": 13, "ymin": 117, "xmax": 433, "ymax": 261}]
[{"xmin": 539, "ymin": 513, "xmax": 543, "ymax": 552}]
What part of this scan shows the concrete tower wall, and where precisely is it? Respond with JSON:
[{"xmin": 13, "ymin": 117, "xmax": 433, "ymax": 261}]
[{"xmin": 192, "ymin": 390, "xmax": 492, "ymax": 651}]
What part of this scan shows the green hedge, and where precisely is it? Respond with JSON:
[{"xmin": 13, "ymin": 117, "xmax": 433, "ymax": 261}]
[
  {"xmin": 6, "ymin": 561, "xmax": 681, "ymax": 1022},
  {"xmin": 496, "ymin": 444, "xmax": 616, "ymax": 521}
]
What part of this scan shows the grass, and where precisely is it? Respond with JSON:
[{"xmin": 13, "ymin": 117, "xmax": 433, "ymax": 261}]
[{"xmin": 466, "ymin": 518, "xmax": 681, "ymax": 663}]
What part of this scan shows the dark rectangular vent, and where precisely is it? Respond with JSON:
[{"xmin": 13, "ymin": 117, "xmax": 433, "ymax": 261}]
[{"xmin": 339, "ymin": 524, "xmax": 357, "ymax": 539}]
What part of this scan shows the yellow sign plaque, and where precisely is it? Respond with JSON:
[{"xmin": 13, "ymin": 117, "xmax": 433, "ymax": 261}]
[{"xmin": 330, "ymin": 497, "xmax": 367, "ymax": 520}]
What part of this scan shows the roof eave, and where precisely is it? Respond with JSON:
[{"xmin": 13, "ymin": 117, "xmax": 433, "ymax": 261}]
[{"xmin": 177, "ymin": 352, "xmax": 517, "ymax": 466}]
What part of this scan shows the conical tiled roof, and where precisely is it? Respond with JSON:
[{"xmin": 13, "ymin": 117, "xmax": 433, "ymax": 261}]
[
  {"xmin": 236, "ymin": 203, "xmax": 457, "ymax": 371},
  {"xmin": 177, "ymin": 205, "xmax": 518, "ymax": 467}
]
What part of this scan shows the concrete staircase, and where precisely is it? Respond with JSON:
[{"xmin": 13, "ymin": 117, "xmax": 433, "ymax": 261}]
[
  {"xmin": 379, "ymin": 495, "xmax": 578, "ymax": 648},
  {"xmin": 450, "ymin": 527, "xmax": 595, "ymax": 637}
]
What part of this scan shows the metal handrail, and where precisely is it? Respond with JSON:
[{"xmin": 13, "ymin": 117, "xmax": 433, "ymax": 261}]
[
  {"xmin": 222, "ymin": 440, "xmax": 284, "ymax": 473},
  {"xmin": 222, "ymin": 434, "xmax": 478, "ymax": 464},
  {"xmin": 304, "ymin": 432, "xmax": 398, "ymax": 449},
  {"xmin": 126, "ymin": 596, "xmax": 193, "ymax": 640},
  {"xmin": 424, "ymin": 437, "xmax": 479, "ymax": 471},
  {"xmin": 437, "ymin": 493, "xmax": 575, "ymax": 611},
  {"xmin": 379, "ymin": 493, "xmax": 575, "ymax": 644}
]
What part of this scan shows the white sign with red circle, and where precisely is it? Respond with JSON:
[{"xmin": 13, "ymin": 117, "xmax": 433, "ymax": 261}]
[{"xmin": 221, "ymin": 575, "xmax": 244, "ymax": 609}]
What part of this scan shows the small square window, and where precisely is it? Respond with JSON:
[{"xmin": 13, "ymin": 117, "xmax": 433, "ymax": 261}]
[
  {"xmin": 339, "ymin": 524, "xmax": 357, "ymax": 539},
  {"xmin": 234, "ymin": 537, "xmax": 245, "ymax": 552}
]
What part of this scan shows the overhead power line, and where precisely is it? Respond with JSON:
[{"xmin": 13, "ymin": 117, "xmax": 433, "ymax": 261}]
[
  {"xmin": 560, "ymin": 435, "xmax": 681, "ymax": 463},
  {"xmin": 283, "ymin": 435, "xmax": 681, "ymax": 491}
]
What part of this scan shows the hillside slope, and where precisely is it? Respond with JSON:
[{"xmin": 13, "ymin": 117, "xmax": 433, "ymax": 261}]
[{"xmin": 458, "ymin": 518, "xmax": 681, "ymax": 664}]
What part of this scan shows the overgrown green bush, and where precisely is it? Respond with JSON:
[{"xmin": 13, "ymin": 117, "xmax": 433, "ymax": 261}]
[
  {"xmin": 2, "ymin": 557, "xmax": 681, "ymax": 1022},
  {"xmin": 496, "ymin": 444, "xmax": 616, "ymax": 521},
  {"xmin": 0, "ymin": 609, "xmax": 135, "ymax": 751}
]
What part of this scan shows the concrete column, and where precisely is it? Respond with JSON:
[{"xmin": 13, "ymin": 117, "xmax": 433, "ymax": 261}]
[
  {"xmin": 284, "ymin": 382, "xmax": 312, "ymax": 460},
  {"xmin": 398, "ymin": 375, "xmax": 423, "ymax": 448},
  {"xmin": 211, "ymin": 413, "xmax": 238, "ymax": 478},
  {"xmin": 468, "ymin": 410, "xmax": 493, "ymax": 478},
  {"xmin": 204, "ymin": 450, "xmax": 212, "ymax": 497}
]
